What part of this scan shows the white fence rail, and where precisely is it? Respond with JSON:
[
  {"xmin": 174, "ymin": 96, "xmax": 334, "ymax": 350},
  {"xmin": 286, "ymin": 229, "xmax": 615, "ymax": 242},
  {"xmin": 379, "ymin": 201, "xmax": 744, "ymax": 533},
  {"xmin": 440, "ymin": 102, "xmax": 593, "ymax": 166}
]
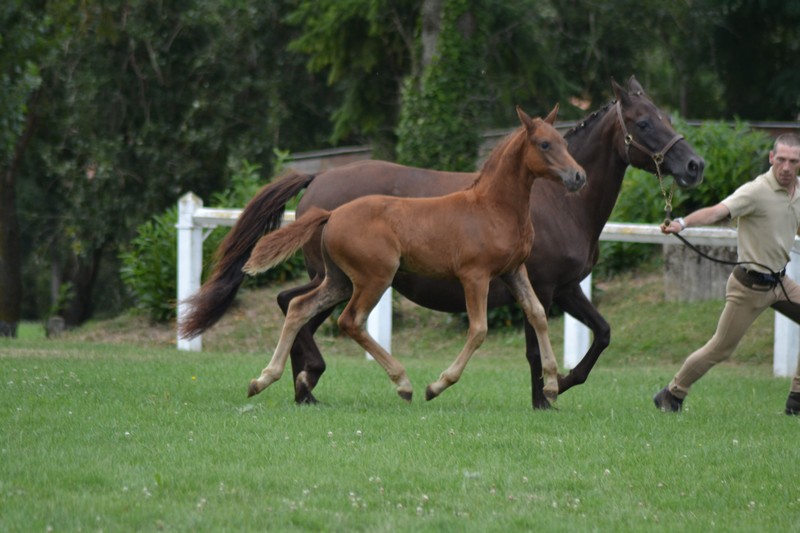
[{"xmin": 176, "ymin": 192, "xmax": 800, "ymax": 378}]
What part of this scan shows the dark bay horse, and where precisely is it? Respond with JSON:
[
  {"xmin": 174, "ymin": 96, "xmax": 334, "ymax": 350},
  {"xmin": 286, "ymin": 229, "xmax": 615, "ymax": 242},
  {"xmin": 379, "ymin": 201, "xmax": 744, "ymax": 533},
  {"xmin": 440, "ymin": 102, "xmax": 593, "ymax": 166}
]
[
  {"xmin": 180, "ymin": 76, "xmax": 705, "ymax": 408},
  {"xmin": 186, "ymin": 105, "xmax": 586, "ymax": 402}
]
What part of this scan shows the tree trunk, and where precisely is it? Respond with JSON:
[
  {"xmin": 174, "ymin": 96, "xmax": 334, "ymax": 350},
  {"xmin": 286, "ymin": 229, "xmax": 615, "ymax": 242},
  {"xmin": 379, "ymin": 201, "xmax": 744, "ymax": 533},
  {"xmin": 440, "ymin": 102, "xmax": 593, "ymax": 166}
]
[
  {"xmin": 0, "ymin": 173, "xmax": 21, "ymax": 337},
  {"xmin": 421, "ymin": 0, "xmax": 443, "ymax": 71},
  {"xmin": 60, "ymin": 245, "xmax": 105, "ymax": 327},
  {"xmin": 0, "ymin": 94, "xmax": 37, "ymax": 337}
]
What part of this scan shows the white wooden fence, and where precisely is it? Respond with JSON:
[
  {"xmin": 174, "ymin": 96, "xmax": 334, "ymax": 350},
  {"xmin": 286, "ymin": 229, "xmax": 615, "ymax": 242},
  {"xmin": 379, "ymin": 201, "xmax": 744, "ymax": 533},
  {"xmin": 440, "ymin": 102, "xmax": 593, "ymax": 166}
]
[{"xmin": 176, "ymin": 192, "xmax": 800, "ymax": 378}]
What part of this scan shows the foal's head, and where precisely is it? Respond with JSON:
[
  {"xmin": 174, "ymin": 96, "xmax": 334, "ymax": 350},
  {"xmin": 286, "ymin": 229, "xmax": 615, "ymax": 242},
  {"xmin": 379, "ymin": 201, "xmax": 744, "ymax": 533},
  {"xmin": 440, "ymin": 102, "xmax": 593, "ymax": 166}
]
[{"xmin": 517, "ymin": 104, "xmax": 586, "ymax": 192}]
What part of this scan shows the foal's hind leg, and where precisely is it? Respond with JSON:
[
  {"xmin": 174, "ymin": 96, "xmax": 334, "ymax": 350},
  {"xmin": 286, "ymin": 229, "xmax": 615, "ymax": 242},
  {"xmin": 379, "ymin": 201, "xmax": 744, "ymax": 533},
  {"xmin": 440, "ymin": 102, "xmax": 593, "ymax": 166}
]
[
  {"xmin": 425, "ymin": 275, "xmax": 490, "ymax": 401},
  {"xmin": 249, "ymin": 276, "xmax": 350, "ymax": 397},
  {"xmin": 502, "ymin": 265, "xmax": 559, "ymax": 405}
]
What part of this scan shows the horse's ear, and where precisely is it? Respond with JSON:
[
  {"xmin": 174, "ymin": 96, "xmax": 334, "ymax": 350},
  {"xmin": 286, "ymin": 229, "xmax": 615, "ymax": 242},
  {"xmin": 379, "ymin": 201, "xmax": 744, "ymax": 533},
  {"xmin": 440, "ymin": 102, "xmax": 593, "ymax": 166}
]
[
  {"xmin": 544, "ymin": 103, "xmax": 559, "ymax": 125},
  {"xmin": 516, "ymin": 106, "xmax": 535, "ymax": 130},
  {"xmin": 612, "ymin": 77, "xmax": 629, "ymax": 106},
  {"xmin": 627, "ymin": 75, "xmax": 644, "ymax": 96}
]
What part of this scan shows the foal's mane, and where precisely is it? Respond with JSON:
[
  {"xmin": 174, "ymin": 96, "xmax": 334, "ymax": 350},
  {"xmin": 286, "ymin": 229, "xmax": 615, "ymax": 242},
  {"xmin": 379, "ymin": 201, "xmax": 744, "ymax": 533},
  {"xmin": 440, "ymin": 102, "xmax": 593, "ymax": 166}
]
[{"xmin": 468, "ymin": 126, "xmax": 527, "ymax": 190}]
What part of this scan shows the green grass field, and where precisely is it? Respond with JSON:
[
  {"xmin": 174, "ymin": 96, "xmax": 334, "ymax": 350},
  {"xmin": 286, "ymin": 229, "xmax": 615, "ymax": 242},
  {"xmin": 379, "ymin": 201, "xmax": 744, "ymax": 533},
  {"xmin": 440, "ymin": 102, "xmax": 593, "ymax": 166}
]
[{"xmin": 2, "ymin": 272, "xmax": 799, "ymax": 532}]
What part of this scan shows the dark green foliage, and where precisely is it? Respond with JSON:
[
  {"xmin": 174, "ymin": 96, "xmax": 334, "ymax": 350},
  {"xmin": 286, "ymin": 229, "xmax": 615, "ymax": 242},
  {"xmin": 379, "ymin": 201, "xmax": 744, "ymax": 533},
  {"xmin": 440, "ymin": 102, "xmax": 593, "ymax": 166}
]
[
  {"xmin": 119, "ymin": 208, "xmax": 181, "ymax": 323},
  {"xmin": 6, "ymin": 0, "xmax": 800, "ymax": 328},
  {"xmin": 396, "ymin": 0, "xmax": 489, "ymax": 171},
  {"xmin": 14, "ymin": 0, "xmax": 338, "ymax": 324},
  {"xmin": 286, "ymin": 0, "xmax": 418, "ymax": 158}
]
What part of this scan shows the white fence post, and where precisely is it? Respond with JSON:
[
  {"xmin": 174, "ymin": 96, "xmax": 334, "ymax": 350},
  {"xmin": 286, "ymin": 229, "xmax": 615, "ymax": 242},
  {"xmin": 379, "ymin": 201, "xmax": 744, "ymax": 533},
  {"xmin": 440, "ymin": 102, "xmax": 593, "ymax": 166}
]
[
  {"xmin": 176, "ymin": 193, "xmax": 204, "ymax": 351},
  {"xmin": 366, "ymin": 289, "xmax": 393, "ymax": 359},
  {"xmin": 774, "ymin": 258, "xmax": 800, "ymax": 377},
  {"xmin": 563, "ymin": 274, "xmax": 592, "ymax": 369}
]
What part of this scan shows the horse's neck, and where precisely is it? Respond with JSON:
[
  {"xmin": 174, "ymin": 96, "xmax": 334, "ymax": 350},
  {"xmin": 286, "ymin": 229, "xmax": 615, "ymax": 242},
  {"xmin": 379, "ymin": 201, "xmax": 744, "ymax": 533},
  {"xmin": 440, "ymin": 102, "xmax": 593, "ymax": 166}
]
[{"xmin": 565, "ymin": 111, "xmax": 629, "ymax": 238}]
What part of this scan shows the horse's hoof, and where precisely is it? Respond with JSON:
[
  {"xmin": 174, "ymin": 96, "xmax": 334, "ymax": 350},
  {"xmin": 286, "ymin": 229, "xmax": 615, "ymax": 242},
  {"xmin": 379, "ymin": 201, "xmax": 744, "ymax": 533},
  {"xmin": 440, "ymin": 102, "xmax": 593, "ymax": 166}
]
[
  {"xmin": 533, "ymin": 399, "xmax": 554, "ymax": 410},
  {"xmin": 247, "ymin": 380, "xmax": 261, "ymax": 398},
  {"xmin": 397, "ymin": 389, "xmax": 413, "ymax": 402},
  {"xmin": 295, "ymin": 373, "xmax": 319, "ymax": 404},
  {"xmin": 295, "ymin": 392, "xmax": 319, "ymax": 405}
]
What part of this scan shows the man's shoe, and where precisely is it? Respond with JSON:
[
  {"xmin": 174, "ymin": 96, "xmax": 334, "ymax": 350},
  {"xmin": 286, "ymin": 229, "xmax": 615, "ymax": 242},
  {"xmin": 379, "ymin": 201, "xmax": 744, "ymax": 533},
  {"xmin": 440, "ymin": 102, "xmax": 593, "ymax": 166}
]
[
  {"xmin": 785, "ymin": 392, "xmax": 800, "ymax": 415},
  {"xmin": 653, "ymin": 387, "xmax": 683, "ymax": 412}
]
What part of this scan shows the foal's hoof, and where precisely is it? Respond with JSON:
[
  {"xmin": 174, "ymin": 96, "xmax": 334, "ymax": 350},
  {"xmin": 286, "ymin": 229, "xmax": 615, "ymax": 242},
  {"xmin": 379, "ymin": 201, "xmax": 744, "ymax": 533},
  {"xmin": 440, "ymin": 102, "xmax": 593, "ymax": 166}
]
[
  {"xmin": 424, "ymin": 385, "xmax": 440, "ymax": 401},
  {"xmin": 247, "ymin": 380, "xmax": 261, "ymax": 398},
  {"xmin": 397, "ymin": 389, "xmax": 413, "ymax": 402},
  {"xmin": 543, "ymin": 390, "xmax": 558, "ymax": 407}
]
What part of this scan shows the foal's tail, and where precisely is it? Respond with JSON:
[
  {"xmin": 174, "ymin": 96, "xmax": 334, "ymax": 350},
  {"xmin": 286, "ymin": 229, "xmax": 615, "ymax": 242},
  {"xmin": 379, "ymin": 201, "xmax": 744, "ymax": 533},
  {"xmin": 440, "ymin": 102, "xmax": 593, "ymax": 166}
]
[
  {"xmin": 178, "ymin": 170, "xmax": 316, "ymax": 340},
  {"xmin": 243, "ymin": 207, "xmax": 331, "ymax": 275}
]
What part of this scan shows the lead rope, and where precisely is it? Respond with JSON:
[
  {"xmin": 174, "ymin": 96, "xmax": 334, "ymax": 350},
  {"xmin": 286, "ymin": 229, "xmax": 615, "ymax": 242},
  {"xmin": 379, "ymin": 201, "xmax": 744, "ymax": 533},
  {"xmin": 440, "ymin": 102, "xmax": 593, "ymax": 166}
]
[{"xmin": 653, "ymin": 154, "xmax": 675, "ymax": 227}]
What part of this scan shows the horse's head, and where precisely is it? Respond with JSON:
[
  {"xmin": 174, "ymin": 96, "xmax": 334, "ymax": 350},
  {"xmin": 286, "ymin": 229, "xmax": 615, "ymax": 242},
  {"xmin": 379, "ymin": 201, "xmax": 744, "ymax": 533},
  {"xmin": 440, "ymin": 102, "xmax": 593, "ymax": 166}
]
[
  {"xmin": 517, "ymin": 104, "xmax": 587, "ymax": 192},
  {"xmin": 612, "ymin": 76, "xmax": 704, "ymax": 188}
]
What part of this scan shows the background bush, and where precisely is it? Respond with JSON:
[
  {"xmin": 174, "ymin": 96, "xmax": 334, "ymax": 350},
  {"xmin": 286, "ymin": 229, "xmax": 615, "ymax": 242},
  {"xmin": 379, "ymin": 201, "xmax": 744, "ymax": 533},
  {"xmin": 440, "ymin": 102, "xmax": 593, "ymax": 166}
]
[{"xmin": 120, "ymin": 154, "xmax": 306, "ymax": 323}]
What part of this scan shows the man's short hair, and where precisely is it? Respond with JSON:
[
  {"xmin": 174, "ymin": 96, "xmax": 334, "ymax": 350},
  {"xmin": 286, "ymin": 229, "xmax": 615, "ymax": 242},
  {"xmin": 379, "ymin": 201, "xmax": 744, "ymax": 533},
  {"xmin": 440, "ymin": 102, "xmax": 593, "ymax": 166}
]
[{"xmin": 775, "ymin": 133, "xmax": 800, "ymax": 150}]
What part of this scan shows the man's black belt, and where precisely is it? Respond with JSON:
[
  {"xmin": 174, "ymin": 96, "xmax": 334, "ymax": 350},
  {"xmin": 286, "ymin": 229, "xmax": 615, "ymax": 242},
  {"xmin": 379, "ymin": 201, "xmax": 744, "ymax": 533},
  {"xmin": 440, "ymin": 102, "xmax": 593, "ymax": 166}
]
[{"xmin": 734, "ymin": 265, "xmax": 786, "ymax": 289}]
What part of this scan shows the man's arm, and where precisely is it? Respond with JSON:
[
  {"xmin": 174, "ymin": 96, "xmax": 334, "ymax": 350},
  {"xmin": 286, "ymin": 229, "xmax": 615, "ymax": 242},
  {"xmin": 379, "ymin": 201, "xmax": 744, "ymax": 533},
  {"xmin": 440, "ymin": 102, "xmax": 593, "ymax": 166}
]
[{"xmin": 661, "ymin": 203, "xmax": 731, "ymax": 234}]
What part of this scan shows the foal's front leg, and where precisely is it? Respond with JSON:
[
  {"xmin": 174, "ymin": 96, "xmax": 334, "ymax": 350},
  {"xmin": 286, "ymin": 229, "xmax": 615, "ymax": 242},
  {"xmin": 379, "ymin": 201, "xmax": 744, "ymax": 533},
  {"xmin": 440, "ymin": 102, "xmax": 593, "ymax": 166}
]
[
  {"xmin": 425, "ymin": 276, "xmax": 490, "ymax": 401},
  {"xmin": 502, "ymin": 266, "xmax": 559, "ymax": 405}
]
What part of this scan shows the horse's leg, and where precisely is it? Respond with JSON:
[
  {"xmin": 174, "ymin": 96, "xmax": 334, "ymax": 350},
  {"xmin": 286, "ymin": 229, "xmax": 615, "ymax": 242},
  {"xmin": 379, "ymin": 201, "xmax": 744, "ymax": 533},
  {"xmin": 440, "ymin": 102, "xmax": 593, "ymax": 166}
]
[
  {"xmin": 519, "ymin": 284, "xmax": 554, "ymax": 409},
  {"xmin": 425, "ymin": 275, "xmax": 490, "ymax": 401},
  {"xmin": 292, "ymin": 307, "xmax": 335, "ymax": 403},
  {"xmin": 277, "ymin": 277, "xmax": 330, "ymax": 404},
  {"xmin": 502, "ymin": 266, "xmax": 559, "ymax": 405},
  {"xmin": 553, "ymin": 284, "xmax": 610, "ymax": 394},
  {"xmin": 249, "ymin": 276, "xmax": 350, "ymax": 397},
  {"xmin": 524, "ymin": 322, "xmax": 551, "ymax": 410},
  {"xmin": 337, "ymin": 282, "xmax": 413, "ymax": 401}
]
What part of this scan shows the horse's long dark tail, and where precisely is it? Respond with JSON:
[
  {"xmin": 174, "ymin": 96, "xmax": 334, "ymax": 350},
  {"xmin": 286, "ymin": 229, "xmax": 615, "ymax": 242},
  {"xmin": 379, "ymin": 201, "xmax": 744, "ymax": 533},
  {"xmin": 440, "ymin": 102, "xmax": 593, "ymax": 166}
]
[{"xmin": 178, "ymin": 171, "xmax": 316, "ymax": 339}]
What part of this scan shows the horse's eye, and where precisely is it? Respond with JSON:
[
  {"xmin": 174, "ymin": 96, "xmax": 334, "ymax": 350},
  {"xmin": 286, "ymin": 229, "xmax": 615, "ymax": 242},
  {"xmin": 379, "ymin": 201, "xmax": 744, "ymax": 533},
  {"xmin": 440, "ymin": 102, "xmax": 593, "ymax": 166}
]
[
  {"xmin": 540, "ymin": 141, "xmax": 550, "ymax": 150},
  {"xmin": 637, "ymin": 120, "xmax": 649, "ymax": 130}
]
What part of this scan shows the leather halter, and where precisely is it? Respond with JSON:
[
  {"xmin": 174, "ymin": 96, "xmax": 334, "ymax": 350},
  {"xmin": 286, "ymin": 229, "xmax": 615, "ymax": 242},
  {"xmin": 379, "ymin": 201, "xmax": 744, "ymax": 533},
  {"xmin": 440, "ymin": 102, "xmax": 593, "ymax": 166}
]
[
  {"xmin": 614, "ymin": 99, "xmax": 685, "ymax": 222},
  {"xmin": 614, "ymin": 100, "xmax": 684, "ymax": 167}
]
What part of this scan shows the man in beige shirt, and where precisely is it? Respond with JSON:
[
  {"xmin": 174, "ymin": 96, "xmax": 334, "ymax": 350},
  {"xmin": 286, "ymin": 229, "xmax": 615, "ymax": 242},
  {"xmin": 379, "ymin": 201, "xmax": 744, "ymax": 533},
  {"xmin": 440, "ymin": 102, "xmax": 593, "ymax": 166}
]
[{"xmin": 655, "ymin": 133, "xmax": 800, "ymax": 415}]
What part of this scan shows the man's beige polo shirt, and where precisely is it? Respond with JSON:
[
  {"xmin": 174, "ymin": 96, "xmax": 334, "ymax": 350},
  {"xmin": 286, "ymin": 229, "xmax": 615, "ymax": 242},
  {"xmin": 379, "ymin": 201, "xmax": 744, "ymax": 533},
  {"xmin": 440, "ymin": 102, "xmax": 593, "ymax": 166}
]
[{"xmin": 722, "ymin": 167, "xmax": 800, "ymax": 274}]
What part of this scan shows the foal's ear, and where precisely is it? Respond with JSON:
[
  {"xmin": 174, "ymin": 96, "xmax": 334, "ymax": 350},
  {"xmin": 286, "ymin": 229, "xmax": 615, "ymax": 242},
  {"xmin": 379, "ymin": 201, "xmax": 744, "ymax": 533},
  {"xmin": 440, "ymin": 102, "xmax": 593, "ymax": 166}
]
[
  {"xmin": 516, "ymin": 106, "xmax": 535, "ymax": 130},
  {"xmin": 544, "ymin": 103, "xmax": 559, "ymax": 125}
]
